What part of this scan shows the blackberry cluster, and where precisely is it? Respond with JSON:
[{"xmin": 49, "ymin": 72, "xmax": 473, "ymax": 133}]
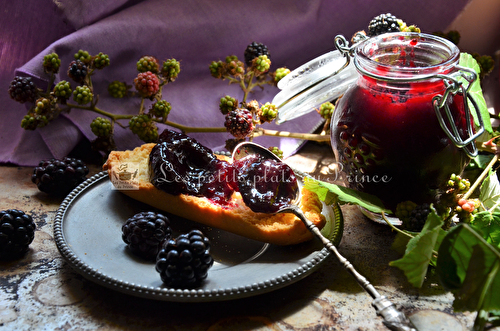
[
  {"xmin": 268, "ymin": 146, "xmax": 284, "ymax": 159},
  {"xmin": 209, "ymin": 60, "xmax": 225, "ymax": 79},
  {"xmin": 43, "ymin": 53, "xmax": 61, "ymax": 74},
  {"xmin": 93, "ymin": 52, "xmax": 110, "ymax": 70},
  {"xmin": 73, "ymin": 85, "xmax": 93, "ymax": 105},
  {"xmin": 90, "ymin": 117, "xmax": 112, "ymax": 137},
  {"xmin": 403, "ymin": 203, "xmax": 431, "ymax": 232},
  {"xmin": 53, "ymin": 80, "xmax": 72, "ymax": 100},
  {"xmin": 34, "ymin": 98, "xmax": 51, "ymax": 115},
  {"xmin": 31, "ymin": 157, "xmax": 89, "ymax": 196},
  {"xmin": 253, "ymin": 55, "xmax": 271, "ymax": 74},
  {"xmin": 319, "ymin": 102, "xmax": 335, "ymax": 120},
  {"xmin": 137, "ymin": 56, "xmax": 160, "ymax": 73},
  {"xmin": 161, "ymin": 59, "xmax": 181, "ymax": 82},
  {"xmin": 368, "ymin": 13, "xmax": 401, "ymax": 37},
  {"xmin": 8, "ymin": 76, "xmax": 39, "ymax": 104},
  {"xmin": 244, "ymin": 42, "xmax": 271, "ymax": 67},
  {"xmin": 274, "ymin": 67, "xmax": 290, "ymax": 83},
  {"xmin": 0, "ymin": 209, "xmax": 36, "ymax": 259},
  {"xmin": 122, "ymin": 211, "xmax": 171, "ymax": 260},
  {"xmin": 150, "ymin": 100, "xmax": 171, "ymax": 120},
  {"xmin": 108, "ymin": 81, "xmax": 128, "ymax": 98},
  {"xmin": 259, "ymin": 102, "xmax": 277, "ymax": 123},
  {"xmin": 155, "ymin": 229, "xmax": 214, "ymax": 287},
  {"xmin": 225, "ymin": 55, "xmax": 244, "ymax": 77},
  {"xmin": 219, "ymin": 95, "xmax": 237, "ymax": 115},
  {"xmin": 67, "ymin": 60, "xmax": 88, "ymax": 83},
  {"xmin": 224, "ymin": 108, "xmax": 254, "ymax": 139},
  {"xmin": 74, "ymin": 50, "xmax": 92, "ymax": 64},
  {"xmin": 129, "ymin": 114, "xmax": 159, "ymax": 143},
  {"xmin": 134, "ymin": 71, "xmax": 160, "ymax": 98}
]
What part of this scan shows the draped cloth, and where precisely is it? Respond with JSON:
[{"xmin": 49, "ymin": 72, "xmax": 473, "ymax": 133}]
[{"xmin": 0, "ymin": 0, "xmax": 470, "ymax": 166}]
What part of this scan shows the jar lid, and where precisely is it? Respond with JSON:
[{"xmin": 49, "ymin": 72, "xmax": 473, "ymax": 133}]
[{"xmin": 273, "ymin": 50, "xmax": 359, "ymax": 124}]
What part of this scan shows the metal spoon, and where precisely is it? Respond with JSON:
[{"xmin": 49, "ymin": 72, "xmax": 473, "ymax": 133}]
[{"xmin": 232, "ymin": 142, "xmax": 416, "ymax": 331}]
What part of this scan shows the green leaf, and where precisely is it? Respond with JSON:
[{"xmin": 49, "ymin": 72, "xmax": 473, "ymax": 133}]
[
  {"xmin": 303, "ymin": 177, "xmax": 391, "ymax": 214},
  {"xmin": 437, "ymin": 223, "xmax": 500, "ymax": 312},
  {"xmin": 479, "ymin": 170, "xmax": 500, "ymax": 211},
  {"xmin": 389, "ymin": 207, "xmax": 445, "ymax": 287},
  {"xmin": 471, "ymin": 211, "xmax": 500, "ymax": 247},
  {"xmin": 458, "ymin": 53, "xmax": 492, "ymax": 134}
]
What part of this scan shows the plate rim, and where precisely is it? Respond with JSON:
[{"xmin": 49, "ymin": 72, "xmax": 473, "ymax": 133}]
[{"xmin": 53, "ymin": 170, "xmax": 339, "ymax": 302}]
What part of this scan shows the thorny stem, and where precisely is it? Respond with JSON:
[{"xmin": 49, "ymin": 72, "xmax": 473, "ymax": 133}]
[{"xmin": 463, "ymin": 153, "xmax": 499, "ymax": 200}]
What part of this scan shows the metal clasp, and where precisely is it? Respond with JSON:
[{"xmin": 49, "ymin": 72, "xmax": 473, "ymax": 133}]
[{"xmin": 432, "ymin": 66, "xmax": 484, "ymax": 157}]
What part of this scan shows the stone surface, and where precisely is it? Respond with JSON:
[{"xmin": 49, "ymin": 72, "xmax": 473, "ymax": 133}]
[{"xmin": 0, "ymin": 143, "xmax": 482, "ymax": 330}]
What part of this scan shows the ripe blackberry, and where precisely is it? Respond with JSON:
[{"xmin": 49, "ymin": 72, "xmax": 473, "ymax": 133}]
[
  {"xmin": 108, "ymin": 81, "xmax": 128, "ymax": 98},
  {"xmin": 93, "ymin": 52, "xmax": 110, "ymax": 69},
  {"xmin": 8, "ymin": 76, "xmax": 38, "ymax": 104},
  {"xmin": 403, "ymin": 203, "xmax": 431, "ymax": 232},
  {"xmin": 134, "ymin": 71, "xmax": 160, "ymax": 98},
  {"xmin": 137, "ymin": 56, "xmax": 159, "ymax": 73},
  {"xmin": 224, "ymin": 108, "xmax": 254, "ymax": 139},
  {"xmin": 122, "ymin": 211, "xmax": 171, "ymax": 260},
  {"xmin": 0, "ymin": 209, "xmax": 36, "ymax": 259},
  {"xmin": 31, "ymin": 157, "xmax": 89, "ymax": 196},
  {"xmin": 219, "ymin": 95, "xmax": 238, "ymax": 115},
  {"xmin": 90, "ymin": 117, "xmax": 112, "ymax": 137},
  {"xmin": 43, "ymin": 53, "xmax": 61, "ymax": 74},
  {"xmin": 129, "ymin": 115, "xmax": 159, "ymax": 143},
  {"xmin": 67, "ymin": 60, "xmax": 88, "ymax": 83},
  {"xmin": 161, "ymin": 59, "xmax": 181, "ymax": 82},
  {"xmin": 368, "ymin": 13, "xmax": 401, "ymax": 37},
  {"xmin": 155, "ymin": 229, "xmax": 214, "ymax": 287},
  {"xmin": 244, "ymin": 42, "xmax": 271, "ymax": 67}
]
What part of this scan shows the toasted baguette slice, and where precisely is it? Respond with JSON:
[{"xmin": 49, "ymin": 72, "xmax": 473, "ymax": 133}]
[{"xmin": 103, "ymin": 143, "xmax": 326, "ymax": 245}]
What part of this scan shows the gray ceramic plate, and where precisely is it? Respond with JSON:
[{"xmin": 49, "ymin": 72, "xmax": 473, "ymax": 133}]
[{"xmin": 54, "ymin": 171, "xmax": 341, "ymax": 302}]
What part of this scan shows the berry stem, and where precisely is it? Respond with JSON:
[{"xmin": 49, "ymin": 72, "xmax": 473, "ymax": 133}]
[
  {"xmin": 254, "ymin": 128, "xmax": 331, "ymax": 142},
  {"xmin": 463, "ymin": 153, "xmax": 499, "ymax": 200}
]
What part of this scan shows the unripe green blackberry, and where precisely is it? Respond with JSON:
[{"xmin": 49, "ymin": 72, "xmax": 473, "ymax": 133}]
[
  {"xmin": 137, "ymin": 56, "xmax": 159, "ymax": 73},
  {"xmin": 8, "ymin": 76, "xmax": 39, "ymax": 104},
  {"xmin": 43, "ymin": 53, "xmax": 61, "ymax": 74},
  {"xmin": 134, "ymin": 71, "xmax": 160, "ymax": 98},
  {"xmin": 93, "ymin": 52, "xmax": 110, "ymax": 69},
  {"xmin": 274, "ymin": 67, "xmax": 290, "ymax": 83},
  {"xmin": 268, "ymin": 146, "xmax": 283, "ymax": 159},
  {"xmin": 447, "ymin": 173, "xmax": 470, "ymax": 193},
  {"xmin": 34, "ymin": 98, "xmax": 51, "ymax": 115},
  {"xmin": 21, "ymin": 114, "xmax": 48, "ymax": 130},
  {"xmin": 209, "ymin": 61, "xmax": 225, "ymax": 79},
  {"xmin": 319, "ymin": 102, "xmax": 335, "ymax": 120},
  {"xmin": 162, "ymin": 59, "xmax": 181, "ymax": 82},
  {"xmin": 259, "ymin": 102, "xmax": 277, "ymax": 123},
  {"xmin": 129, "ymin": 115, "xmax": 159, "ymax": 143},
  {"xmin": 53, "ymin": 80, "xmax": 72, "ymax": 100},
  {"xmin": 395, "ymin": 200, "xmax": 418, "ymax": 225},
  {"xmin": 90, "ymin": 117, "xmax": 112, "ymax": 137},
  {"xmin": 74, "ymin": 50, "xmax": 92, "ymax": 64},
  {"xmin": 252, "ymin": 55, "xmax": 271, "ymax": 74},
  {"xmin": 150, "ymin": 100, "xmax": 171, "ymax": 120},
  {"xmin": 73, "ymin": 85, "xmax": 93, "ymax": 105},
  {"xmin": 108, "ymin": 81, "xmax": 128, "ymax": 98},
  {"xmin": 225, "ymin": 55, "xmax": 244, "ymax": 77},
  {"xmin": 219, "ymin": 95, "xmax": 238, "ymax": 115}
]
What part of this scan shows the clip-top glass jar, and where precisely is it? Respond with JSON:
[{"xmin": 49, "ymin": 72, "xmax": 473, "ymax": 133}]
[{"xmin": 330, "ymin": 32, "xmax": 483, "ymax": 211}]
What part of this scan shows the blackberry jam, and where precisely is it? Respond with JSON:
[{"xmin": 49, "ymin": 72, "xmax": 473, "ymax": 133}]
[{"xmin": 330, "ymin": 33, "xmax": 480, "ymax": 211}]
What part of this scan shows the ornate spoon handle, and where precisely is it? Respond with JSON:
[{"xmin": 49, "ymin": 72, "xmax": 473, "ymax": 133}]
[{"xmin": 279, "ymin": 204, "xmax": 417, "ymax": 331}]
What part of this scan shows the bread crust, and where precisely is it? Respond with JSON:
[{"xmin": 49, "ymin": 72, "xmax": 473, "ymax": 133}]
[{"xmin": 103, "ymin": 143, "xmax": 325, "ymax": 245}]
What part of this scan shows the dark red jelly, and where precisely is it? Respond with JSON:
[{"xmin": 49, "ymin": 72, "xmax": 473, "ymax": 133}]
[
  {"xmin": 330, "ymin": 33, "xmax": 472, "ymax": 211},
  {"xmin": 235, "ymin": 155, "xmax": 298, "ymax": 213},
  {"xmin": 149, "ymin": 130, "xmax": 238, "ymax": 205}
]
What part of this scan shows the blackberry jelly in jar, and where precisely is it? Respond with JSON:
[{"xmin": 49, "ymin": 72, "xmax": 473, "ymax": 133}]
[{"xmin": 330, "ymin": 32, "xmax": 483, "ymax": 211}]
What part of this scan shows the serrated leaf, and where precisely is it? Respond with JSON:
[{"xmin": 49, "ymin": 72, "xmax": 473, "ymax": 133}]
[
  {"xmin": 303, "ymin": 177, "xmax": 391, "ymax": 214},
  {"xmin": 471, "ymin": 211, "xmax": 500, "ymax": 247},
  {"xmin": 479, "ymin": 170, "xmax": 500, "ymax": 211},
  {"xmin": 389, "ymin": 207, "xmax": 444, "ymax": 287},
  {"xmin": 458, "ymin": 53, "xmax": 492, "ymax": 133},
  {"xmin": 437, "ymin": 223, "xmax": 500, "ymax": 312}
]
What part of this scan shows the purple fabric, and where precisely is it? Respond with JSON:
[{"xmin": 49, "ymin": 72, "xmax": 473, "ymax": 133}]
[{"xmin": 1, "ymin": 0, "xmax": 471, "ymax": 166}]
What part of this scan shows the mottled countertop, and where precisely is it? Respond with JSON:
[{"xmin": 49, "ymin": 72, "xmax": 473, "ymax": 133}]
[{"xmin": 0, "ymin": 142, "xmax": 480, "ymax": 330}]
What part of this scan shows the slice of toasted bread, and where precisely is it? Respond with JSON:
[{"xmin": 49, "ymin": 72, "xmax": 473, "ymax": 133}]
[{"xmin": 103, "ymin": 143, "xmax": 325, "ymax": 245}]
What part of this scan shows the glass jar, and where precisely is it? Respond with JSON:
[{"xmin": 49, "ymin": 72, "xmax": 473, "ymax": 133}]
[{"xmin": 330, "ymin": 32, "xmax": 482, "ymax": 211}]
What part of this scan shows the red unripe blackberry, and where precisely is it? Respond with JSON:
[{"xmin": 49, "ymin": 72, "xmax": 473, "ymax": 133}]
[
  {"xmin": 224, "ymin": 108, "xmax": 254, "ymax": 139},
  {"xmin": 122, "ymin": 211, "xmax": 171, "ymax": 260},
  {"xmin": 155, "ymin": 229, "xmax": 214, "ymax": 287},
  {"xmin": 0, "ymin": 209, "xmax": 36, "ymax": 259},
  {"xmin": 31, "ymin": 157, "xmax": 89, "ymax": 196},
  {"xmin": 134, "ymin": 71, "xmax": 160, "ymax": 98},
  {"xmin": 8, "ymin": 76, "xmax": 38, "ymax": 104}
]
